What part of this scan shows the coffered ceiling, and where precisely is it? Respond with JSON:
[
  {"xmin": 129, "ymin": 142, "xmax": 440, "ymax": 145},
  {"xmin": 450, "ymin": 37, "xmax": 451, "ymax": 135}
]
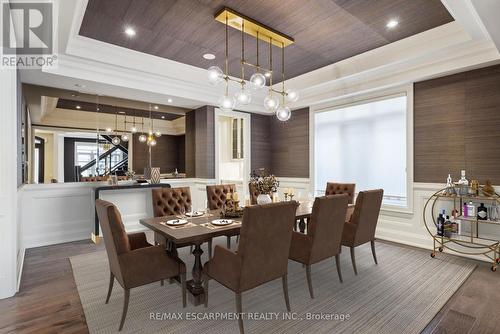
[{"xmin": 79, "ymin": 0, "xmax": 453, "ymax": 83}]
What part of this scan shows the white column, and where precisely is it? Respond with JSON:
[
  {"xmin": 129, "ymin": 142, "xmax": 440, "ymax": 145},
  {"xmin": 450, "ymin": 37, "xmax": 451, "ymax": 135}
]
[{"xmin": 0, "ymin": 67, "xmax": 19, "ymax": 299}]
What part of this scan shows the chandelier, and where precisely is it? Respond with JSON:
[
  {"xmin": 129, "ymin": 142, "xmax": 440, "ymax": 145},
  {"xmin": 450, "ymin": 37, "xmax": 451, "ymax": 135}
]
[{"xmin": 207, "ymin": 8, "xmax": 299, "ymax": 121}]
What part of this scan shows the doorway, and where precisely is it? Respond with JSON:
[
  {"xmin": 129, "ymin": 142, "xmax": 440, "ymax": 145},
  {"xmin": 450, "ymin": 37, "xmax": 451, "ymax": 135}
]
[
  {"xmin": 214, "ymin": 109, "xmax": 251, "ymax": 199},
  {"xmin": 34, "ymin": 136, "xmax": 45, "ymax": 184}
]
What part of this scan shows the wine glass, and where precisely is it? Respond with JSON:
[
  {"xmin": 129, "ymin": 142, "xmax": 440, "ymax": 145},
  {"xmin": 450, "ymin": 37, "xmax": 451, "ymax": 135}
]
[{"xmin": 180, "ymin": 206, "xmax": 186, "ymax": 218}]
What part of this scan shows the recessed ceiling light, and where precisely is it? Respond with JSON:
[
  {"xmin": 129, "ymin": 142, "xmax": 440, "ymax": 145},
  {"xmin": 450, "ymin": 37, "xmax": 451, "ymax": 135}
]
[
  {"xmin": 76, "ymin": 105, "xmax": 81, "ymax": 109},
  {"xmin": 124, "ymin": 27, "xmax": 136, "ymax": 37},
  {"xmin": 386, "ymin": 19, "xmax": 399, "ymax": 29},
  {"xmin": 118, "ymin": 111, "xmax": 126, "ymax": 114},
  {"xmin": 161, "ymin": 116, "xmax": 165, "ymax": 119},
  {"xmin": 203, "ymin": 53, "xmax": 216, "ymax": 60},
  {"xmin": 153, "ymin": 105, "xmax": 159, "ymax": 110},
  {"xmin": 167, "ymin": 98, "xmax": 173, "ymax": 103}
]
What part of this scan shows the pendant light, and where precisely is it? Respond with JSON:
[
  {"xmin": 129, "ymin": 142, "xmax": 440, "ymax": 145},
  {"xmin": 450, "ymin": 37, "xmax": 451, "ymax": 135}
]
[
  {"xmin": 218, "ymin": 12, "xmax": 235, "ymax": 112},
  {"xmin": 120, "ymin": 114, "xmax": 129, "ymax": 142},
  {"xmin": 275, "ymin": 42, "xmax": 291, "ymax": 121},
  {"xmin": 111, "ymin": 111, "xmax": 121, "ymax": 145}
]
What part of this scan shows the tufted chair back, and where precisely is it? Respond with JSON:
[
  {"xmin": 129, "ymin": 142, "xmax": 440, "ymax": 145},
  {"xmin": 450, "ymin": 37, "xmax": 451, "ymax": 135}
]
[
  {"xmin": 206, "ymin": 184, "xmax": 236, "ymax": 210},
  {"xmin": 325, "ymin": 182, "xmax": 356, "ymax": 204},
  {"xmin": 152, "ymin": 187, "xmax": 192, "ymax": 217},
  {"xmin": 249, "ymin": 183, "xmax": 265, "ymax": 205}
]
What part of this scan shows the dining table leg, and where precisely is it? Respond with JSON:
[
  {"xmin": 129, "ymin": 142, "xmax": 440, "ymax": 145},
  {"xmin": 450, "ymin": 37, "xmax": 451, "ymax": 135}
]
[{"xmin": 186, "ymin": 242, "xmax": 205, "ymax": 306}]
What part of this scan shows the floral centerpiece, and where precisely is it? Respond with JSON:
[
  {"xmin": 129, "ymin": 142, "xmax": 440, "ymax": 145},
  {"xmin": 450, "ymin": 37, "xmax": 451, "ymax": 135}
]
[{"xmin": 250, "ymin": 168, "xmax": 279, "ymax": 204}]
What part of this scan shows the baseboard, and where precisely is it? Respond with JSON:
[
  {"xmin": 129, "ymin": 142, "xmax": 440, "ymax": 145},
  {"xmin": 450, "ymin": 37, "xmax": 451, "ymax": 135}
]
[{"xmin": 16, "ymin": 247, "xmax": 25, "ymax": 292}]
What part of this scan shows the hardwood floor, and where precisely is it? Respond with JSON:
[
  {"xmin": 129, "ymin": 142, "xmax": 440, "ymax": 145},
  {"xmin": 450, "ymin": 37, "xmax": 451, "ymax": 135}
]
[{"xmin": 0, "ymin": 239, "xmax": 499, "ymax": 334}]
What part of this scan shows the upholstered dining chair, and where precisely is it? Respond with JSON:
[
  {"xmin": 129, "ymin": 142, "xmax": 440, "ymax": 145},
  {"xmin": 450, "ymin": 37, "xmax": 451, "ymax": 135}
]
[
  {"xmin": 248, "ymin": 182, "xmax": 260, "ymax": 205},
  {"xmin": 341, "ymin": 189, "xmax": 384, "ymax": 275},
  {"xmin": 203, "ymin": 201, "xmax": 298, "ymax": 334},
  {"xmin": 325, "ymin": 182, "xmax": 356, "ymax": 204},
  {"xmin": 152, "ymin": 187, "xmax": 212, "ymax": 257},
  {"xmin": 95, "ymin": 199, "xmax": 186, "ymax": 331},
  {"xmin": 206, "ymin": 184, "xmax": 238, "ymax": 248},
  {"xmin": 289, "ymin": 194, "xmax": 348, "ymax": 298}
]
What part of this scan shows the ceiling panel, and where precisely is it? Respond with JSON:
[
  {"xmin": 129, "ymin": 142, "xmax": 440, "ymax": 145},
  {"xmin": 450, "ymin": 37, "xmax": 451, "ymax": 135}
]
[{"xmin": 79, "ymin": 0, "xmax": 454, "ymax": 83}]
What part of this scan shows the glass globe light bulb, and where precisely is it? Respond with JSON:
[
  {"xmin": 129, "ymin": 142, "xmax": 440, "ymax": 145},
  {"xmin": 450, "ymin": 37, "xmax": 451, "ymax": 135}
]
[
  {"xmin": 285, "ymin": 89, "xmax": 299, "ymax": 103},
  {"xmin": 234, "ymin": 88, "xmax": 251, "ymax": 105},
  {"xmin": 105, "ymin": 128, "xmax": 112, "ymax": 133},
  {"xmin": 154, "ymin": 131, "xmax": 162, "ymax": 138},
  {"xmin": 207, "ymin": 66, "xmax": 224, "ymax": 85},
  {"xmin": 264, "ymin": 94, "xmax": 280, "ymax": 112},
  {"xmin": 138, "ymin": 134, "xmax": 147, "ymax": 143},
  {"xmin": 249, "ymin": 72, "xmax": 266, "ymax": 90},
  {"xmin": 120, "ymin": 133, "xmax": 129, "ymax": 142},
  {"xmin": 148, "ymin": 138, "xmax": 157, "ymax": 146},
  {"xmin": 111, "ymin": 136, "xmax": 121, "ymax": 145},
  {"xmin": 218, "ymin": 94, "xmax": 236, "ymax": 112},
  {"xmin": 130, "ymin": 126, "xmax": 138, "ymax": 134},
  {"xmin": 276, "ymin": 106, "xmax": 291, "ymax": 121}
]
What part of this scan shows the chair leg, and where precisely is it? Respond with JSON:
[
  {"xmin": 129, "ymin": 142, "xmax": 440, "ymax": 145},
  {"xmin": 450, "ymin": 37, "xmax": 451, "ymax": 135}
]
[
  {"xmin": 305, "ymin": 265, "xmax": 314, "ymax": 298},
  {"xmin": 371, "ymin": 240, "xmax": 378, "ymax": 264},
  {"xmin": 208, "ymin": 239, "xmax": 213, "ymax": 259},
  {"xmin": 204, "ymin": 276, "xmax": 209, "ymax": 308},
  {"xmin": 335, "ymin": 254, "xmax": 343, "ymax": 283},
  {"xmin": 235, "ymin": 292, "xmax": 244, "ymax": 334},
  {"xmin": 118, "ymin": 289, "xmax": 130, "ymax": 331},
  {"xmin": 105, "ymin": 272, "xmax": 114, "ymax": 304},
  {"xmin": 282, "ymin": 274, "xmax": 291, "ymax": 312},
  {"xmin": 350, "ymin": 247, "xmax": 358, "ymax": 275},
  {"xmin": 180, "ymin": 273, "xmax": 187, "ymax": 308},
  {"xmin": 227, "ymin": 236, "xmax": 231, "ymax": 249}
]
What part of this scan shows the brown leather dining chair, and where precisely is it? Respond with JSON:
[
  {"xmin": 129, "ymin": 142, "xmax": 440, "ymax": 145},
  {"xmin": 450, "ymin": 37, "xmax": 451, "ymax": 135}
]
[
  {"xmin": 248, "ymin": 182, "xmax": 260, "ymax": 205},
  {"xmin": 289, "ymin": 194, "xmax": 348, "ymax": 298},
  {"xmin": 341, "ymin": 189, "xmax": 384, "ymax": 275},
  {"xmin": 152, "ymin": 187, "xmax": 212, "ymax": 257},
  {"xmin": 206, "ymin": 184, "xmax": 238, "ymax": 248},
  {"xmin": 325, "ymin": 182, "xmax": 356, "ymax": 204},
  {"xmin": 95, "ymin": 199, "xmax": 186, "ymax": 331},
  {"xmin": 203, "ymin": 201, "xmax": 298, "ymax": 334}
]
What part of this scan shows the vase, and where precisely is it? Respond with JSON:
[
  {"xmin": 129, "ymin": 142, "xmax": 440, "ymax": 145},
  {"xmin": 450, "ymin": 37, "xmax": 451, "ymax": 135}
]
[
  {"xmin": 257, "ymin": 194, "xmax": 272, "ymax": 205},
  {"xmin": 150, "ymin": 167, "xmax": 161, "ymax": 184}
]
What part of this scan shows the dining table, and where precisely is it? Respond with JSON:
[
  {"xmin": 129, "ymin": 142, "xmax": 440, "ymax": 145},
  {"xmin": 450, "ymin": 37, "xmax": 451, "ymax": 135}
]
[{"xmin": 140, "ymin": 200, "xmax": 354, "ymax": 306}]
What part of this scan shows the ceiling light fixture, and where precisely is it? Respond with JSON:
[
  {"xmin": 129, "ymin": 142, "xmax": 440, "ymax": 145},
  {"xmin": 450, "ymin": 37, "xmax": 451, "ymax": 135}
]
[
  {"xmin": 203, "ymin": 53, "xmax": 216, "ymax": 60},
  {"xmin": 75, "ymin": 105, "xmax": 81, "ymax": 109},
  {"xmin": 209, "ymin": 8, "xmax": 298, "ymax": 120},
  {"xmin": 124, "ymin": 27, "xmax": 136, "ymax": 37},
  {"xmin": 161, "ymin": 116, "xmax": 165, "ymax": 119},
  {"xmin": 386, "ymin": 19, "xmax": 399, "ymax": 29},
  {"xmin": 167, "ymin": 98, "xmax": 173, "ymax": 103},
  {"xmin": 153, "ymin": 105, "xmax": 159, "ymax": 110}
]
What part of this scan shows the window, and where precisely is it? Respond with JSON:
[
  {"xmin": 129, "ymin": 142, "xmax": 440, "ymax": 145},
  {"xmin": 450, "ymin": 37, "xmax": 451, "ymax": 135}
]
[
  {"xmin": 74, "ymin": 141, "xmax": 126, "ymax": 177},
  {"xmin": 314, "ymin": 95, "xmax": 407, "ymax": 207}
]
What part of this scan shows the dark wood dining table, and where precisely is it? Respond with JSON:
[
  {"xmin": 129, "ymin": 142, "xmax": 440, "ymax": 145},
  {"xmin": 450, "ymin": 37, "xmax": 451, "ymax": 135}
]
[{"xmin": 140, "ymin": 201, "xmax": 354, "ymax": 306}]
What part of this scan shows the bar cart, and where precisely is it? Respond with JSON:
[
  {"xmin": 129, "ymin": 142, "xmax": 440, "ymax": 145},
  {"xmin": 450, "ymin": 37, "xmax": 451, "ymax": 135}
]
[{"xmin": 423, "ymin": 186, "xmax": 500, "ymax": 271}]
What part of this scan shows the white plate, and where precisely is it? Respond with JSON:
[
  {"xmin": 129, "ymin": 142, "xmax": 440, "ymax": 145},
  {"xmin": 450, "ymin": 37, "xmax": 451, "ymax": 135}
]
[
  {"xmin": 163, "ymin": 219, "xmax": 188, "ymax": 226},
  {"xmin": 185, "ymin": 211, "xmax": 204, "ymax": 217},
  {"xmin": 211, "ymin": 219, "xmax": 234, "ymax": 226}
]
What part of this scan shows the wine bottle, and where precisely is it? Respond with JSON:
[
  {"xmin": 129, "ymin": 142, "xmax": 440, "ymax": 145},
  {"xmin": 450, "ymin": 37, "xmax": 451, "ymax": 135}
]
[
  {"xmin": 477, "ymin": 203, "xmax": 488, "ymax": 220},
  {"xmin": 444, "ymin": 215, "xmax": 452, "ymax": 237},
  {"xmin": 437, "ymin": 213, "xmax": 445, "ymax": 236}
]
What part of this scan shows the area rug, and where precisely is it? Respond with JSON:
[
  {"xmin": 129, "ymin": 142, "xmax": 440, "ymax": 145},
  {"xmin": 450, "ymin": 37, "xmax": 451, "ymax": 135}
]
[{"xmin": 70, "ymin": 238, "xmax": 475, "ymax": 334}]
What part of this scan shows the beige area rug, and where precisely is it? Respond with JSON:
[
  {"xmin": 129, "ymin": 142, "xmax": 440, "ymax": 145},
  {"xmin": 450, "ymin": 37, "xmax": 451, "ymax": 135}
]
[{"xmin": 71, "ymin": 237, "xmax": 475, "ymax": 334}]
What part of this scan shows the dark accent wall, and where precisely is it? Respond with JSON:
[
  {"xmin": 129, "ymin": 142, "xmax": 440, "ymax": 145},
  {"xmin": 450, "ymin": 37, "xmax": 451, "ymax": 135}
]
[
  {"xmin": 251, "ymin": 108, "xmax": 310, "ymax": 178},
  {"xmin": 132, "ymin": 134, "xmax": 185, "ymax": 175},
  {"xmin": 251, "ymin": 113, "xmax": 272, "ymax": 172},
  {"xmin": 185, "ymin": 106, "xmax": 215, "ymax": 178},
  {"xmin": 414, "ymin": 64, "xmax": 500, "ymax": 184}
]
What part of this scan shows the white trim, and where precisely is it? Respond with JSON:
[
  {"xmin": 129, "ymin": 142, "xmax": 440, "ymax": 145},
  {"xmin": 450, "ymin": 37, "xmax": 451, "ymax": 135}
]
[{"xmin": 310, "ymin": 84, "xmax": 414, "ymax": 214}]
